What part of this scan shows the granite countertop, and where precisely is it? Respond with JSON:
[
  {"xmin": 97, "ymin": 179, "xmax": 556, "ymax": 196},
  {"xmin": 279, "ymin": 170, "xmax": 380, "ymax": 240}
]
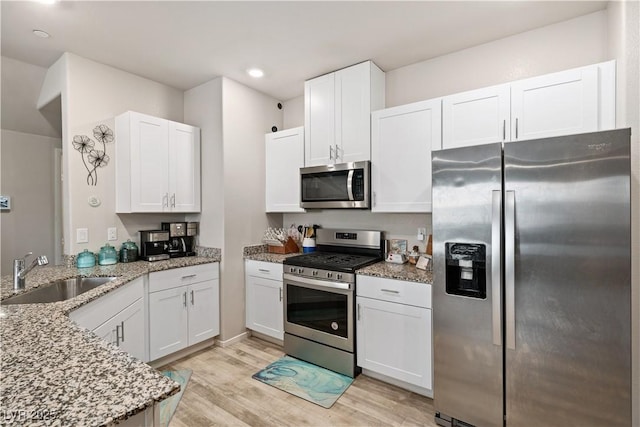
[
  {"xmin": 242, "ymin": 244, "xmax": 432, "ymax": 284},
  {"xmin": 356, "ymin": 261, "xmax": 433, "ymax": 285},
  {"xmin": 0, "ymin": 254, "xmax": 220, "ymax": 426}
]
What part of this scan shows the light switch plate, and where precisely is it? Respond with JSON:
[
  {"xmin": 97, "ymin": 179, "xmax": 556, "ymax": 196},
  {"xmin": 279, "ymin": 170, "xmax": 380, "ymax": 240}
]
[
  {"xmin": 107, "ymin": 227, "xmax": 117, "ymax": 241},
  {"xmin": 76, "ymin": 228, "xmax": 89, "ymax": 243}
]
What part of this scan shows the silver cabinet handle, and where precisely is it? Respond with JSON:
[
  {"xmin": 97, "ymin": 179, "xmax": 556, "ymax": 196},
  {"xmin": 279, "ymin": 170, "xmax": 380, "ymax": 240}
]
[
  {"xmin": 162, "ymin": 193, "xmax": 169, "ymax": 208},
  {"xmin": 380, "ymin": 288, "xmax": 399, "ymax": 294},
  {"xmin": 505, "ymin": 190, "xmax": 516, "ymax": 350},
  {"xmin": 183, "ymin": 292, "xmax": 187, "ymax": 308},
  {"xmin": 190, "ymin": 290, "xmax": 194, "ymax": 305},
  {"xmin": 357, "ymin": 303, "xmax": 361, "ymax": 321},
  {"xmin": 115, "ymin": 325, "xmax": 121, "ymax": 346},
  {"xmin": 120, "ymin": 321, "xmax": 125, "ymax": 343},
  {"xmin": 515, "ymin": 118, "xmax": 519, "ymax": 139},
  {"xmin": 258, "ymin": 269, "xmax": 270, "ymax": 273},
  {"xmin": 182, "ymin": 274, "xmax": 196, "ymax": 280},
  {"xmin": 171, "ymin": 193, "xmax": 176, "ymax": 207},
  {"xmin": 329, "ymin": 145, "xmax": 333, "ymax": 160},
  {"xmin": 334, "ymin": 144, "xmax": 340, "ymax": 160},
  {"xmin": 491, "ymin": 190, "xmax": 502, "ymax": 347},
  {"xmin": 502, "ymin": 119, "xmax": 506, "ymax": 141},
  {"xmin": 279, "ymin": 287, "xmax": 283, "ymax": 302},
  {"xmin": 373, "ymin": 191, "xmax": 376, "ymax": 207}
]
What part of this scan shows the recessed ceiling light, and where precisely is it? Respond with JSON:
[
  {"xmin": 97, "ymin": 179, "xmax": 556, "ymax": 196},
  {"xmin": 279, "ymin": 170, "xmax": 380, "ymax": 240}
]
[
  {"xmin": 33, "ymin": 29, "xmax": 50, "ymax": 38},
  {"xmin": 38, "ymin": 0, "xmax": 58, "ymax": 4},
  {"xmin": 247, "ymin": 68, "xmax": 264, "ymax": 78}
]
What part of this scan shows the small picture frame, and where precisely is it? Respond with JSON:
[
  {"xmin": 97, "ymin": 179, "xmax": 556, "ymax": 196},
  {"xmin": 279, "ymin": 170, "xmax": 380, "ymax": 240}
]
[
  {"xmin": 389, "ymin": 239, "xmax": 408, "ymax": 254},
  {"xmin": 0, "ymin": 196, "xmax": 10, "ymax": 210}
]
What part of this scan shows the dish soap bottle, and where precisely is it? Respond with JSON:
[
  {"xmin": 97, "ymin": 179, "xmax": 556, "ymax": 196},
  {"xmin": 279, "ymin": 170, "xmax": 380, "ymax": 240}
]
[{"xmin": 98, "ymin": 243, "xmax": 118, "ymax": 265}]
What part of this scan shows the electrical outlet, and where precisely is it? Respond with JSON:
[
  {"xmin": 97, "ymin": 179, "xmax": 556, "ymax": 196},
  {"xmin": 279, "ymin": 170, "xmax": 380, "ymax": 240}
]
[
  {"xmin": 107, "ymin": 227, "xmax": 117, "ymax": 241},
  {"xmin": 417, "ymin": 227, "xmax": 426, "ymax": 241},
  {"xmin": 76, "ymin": 228, "xmax": 89, "ymax": 243}
]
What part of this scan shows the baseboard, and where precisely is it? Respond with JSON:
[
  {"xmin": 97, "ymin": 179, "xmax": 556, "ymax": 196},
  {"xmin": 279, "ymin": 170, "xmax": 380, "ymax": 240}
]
[
  {"xmin": 248, "ymin": 330, "xmax": 283, "ymax": 347},
  {"xmin": 215, "ymin": 331, "xmax": 249, "ymax": 348},
  {"xmin": 149, "ymin": 338, "xmax": 216, "ymax": 368},
  {"xmin": 361, "ymin": 368, "xmax": 433, "ymax": 398}
]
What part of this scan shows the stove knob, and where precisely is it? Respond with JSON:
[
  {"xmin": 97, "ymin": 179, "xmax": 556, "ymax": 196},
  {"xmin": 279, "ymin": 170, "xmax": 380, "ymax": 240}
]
[
  {"xmin": 327, "ymin": 272, "xmax": 333, "ymax": 279},
  {"xmin": 290, "ymin": 267, "xmax": 296, "ymax": 273},
  {"xmin": 337, "ymin": 273, "xmax": 343, "ymax": 280},
  {"xmin": 312, "ymin": 270, "xmax": 318, "ymax": 276},
  {"xmin": 298, "ymin": 268, "xmax": 303, "ymax": 274}
]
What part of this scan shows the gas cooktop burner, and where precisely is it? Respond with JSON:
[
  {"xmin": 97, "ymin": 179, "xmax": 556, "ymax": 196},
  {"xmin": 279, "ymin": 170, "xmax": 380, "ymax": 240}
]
[{"xmin": 285, "ymin": 252, "xmax": 381, "ymax": 272}]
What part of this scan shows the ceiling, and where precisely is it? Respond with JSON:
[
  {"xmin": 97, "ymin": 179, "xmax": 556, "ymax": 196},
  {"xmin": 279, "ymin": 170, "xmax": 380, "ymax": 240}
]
[{"xmin": 2, "ymin": 1, "xmax": 608, "ymax": 101}]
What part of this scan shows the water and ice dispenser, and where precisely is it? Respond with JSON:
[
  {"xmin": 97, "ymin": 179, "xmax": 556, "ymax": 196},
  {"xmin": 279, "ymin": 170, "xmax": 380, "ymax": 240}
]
[{"xmin": 445, "ymin": 243, "xmax": 487, "ymax": 299}]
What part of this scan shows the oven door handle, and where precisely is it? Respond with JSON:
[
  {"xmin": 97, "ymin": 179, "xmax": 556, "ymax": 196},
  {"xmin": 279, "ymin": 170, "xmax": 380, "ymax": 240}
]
[
  {"xmin": 283, "ymin": 273, "xmax": 353, "ymax": 291},
  {"xmin": 347, "ymin": 169, "xmax": 355, "ymax": 201}
]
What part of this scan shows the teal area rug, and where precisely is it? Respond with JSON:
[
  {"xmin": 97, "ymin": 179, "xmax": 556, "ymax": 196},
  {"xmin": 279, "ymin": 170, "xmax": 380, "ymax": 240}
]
[
  {"xmin": 252, "ymin": 356, "xmax": 353, "ymax": 408},
  {"xmin": 159, "ymin": 369, "xmax": 192, "ymax": 426}
]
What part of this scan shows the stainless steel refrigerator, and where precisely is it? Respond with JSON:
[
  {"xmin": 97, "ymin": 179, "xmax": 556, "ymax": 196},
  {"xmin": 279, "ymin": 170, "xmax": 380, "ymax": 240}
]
[{"xmin": 432, "ymin": 128, "xmax": 631, "ymax": 427}]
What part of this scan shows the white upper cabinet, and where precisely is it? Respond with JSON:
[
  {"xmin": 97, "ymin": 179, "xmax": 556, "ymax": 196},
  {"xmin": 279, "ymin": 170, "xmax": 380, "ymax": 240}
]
[
  {"xmin": 116, "ymin": 111, "xmax": 201, "ymax": 213},
  {"xmin": 371, "ymin": 99, "xmax": 442, "ymax": 212},
  {"xmin": 441, "ymin": 60, "xmax": 616, "ymax": 150},
  {"xmin": 442, "ymin": 84, "xmax": 510, "ymax": 149},
  {"xmin": 304, "ymin": 61, "xmax": 385, "ymax": 166},
  {"xmin": 265, "ymin": 127, "xmax": 305, "ymax": 212}
]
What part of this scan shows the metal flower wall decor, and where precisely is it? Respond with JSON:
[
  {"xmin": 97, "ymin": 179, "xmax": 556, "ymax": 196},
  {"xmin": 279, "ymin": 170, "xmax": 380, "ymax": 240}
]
[{"xmin": 73, "ymin": 124, "xmax": 114, "ymax": 185}]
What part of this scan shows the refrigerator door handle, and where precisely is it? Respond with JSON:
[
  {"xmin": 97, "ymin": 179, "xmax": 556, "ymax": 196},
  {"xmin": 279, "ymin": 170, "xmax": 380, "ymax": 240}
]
[
  {"xmin": 505, "ymin": 190, "xmax": 516, "ymax": 350},
  {"xmin": 491, "ymin": 190, "xmax": 502, "ymax": 346}
]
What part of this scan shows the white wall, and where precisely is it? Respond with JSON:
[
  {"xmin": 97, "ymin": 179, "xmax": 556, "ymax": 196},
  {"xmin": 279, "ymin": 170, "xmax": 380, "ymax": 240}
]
[
  {"xmin": 1, "ymin": 57, "xmax": 61, "ymax": 138},
  {"xmin": 282, "ymin": 95, "xmax": 304, "ymax": 129},
  {"xmin": 0, "ymin": 130, "xmax": 61, "ymax": 275},
  {"xmin": 608, "ymin": 1, "xmax": 640, "ymax": 424},
  {"xmin": 184, "ymin": 78, "xmax": 224, "ymax": 249},
  {"xmin": 62, "ymin": 53, "xmax": 186, "ymax": 254},
  {"xmin": 185, "ymin": 76, "xmax": 283, "ymax": 341},
  {"xmin": 385, "ymin": 10, "xmax": 608, "ymax": 107}
]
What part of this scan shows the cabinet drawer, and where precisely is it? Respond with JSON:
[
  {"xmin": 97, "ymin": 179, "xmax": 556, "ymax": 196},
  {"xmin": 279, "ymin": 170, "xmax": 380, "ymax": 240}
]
[
  {"xmin": 70, "ymin": 276, "xmax": 144, "ymax": 331},
  {"xmin": 149, "ymin": 263, "xmax": 219, "ymax": 293},
  {"xmin": 245, "ymin": 260, "xmax": 283, "ymax": 281},
  {"xmin": 356, "ymin": 275, "xmax": 431, "ymax": 308}
]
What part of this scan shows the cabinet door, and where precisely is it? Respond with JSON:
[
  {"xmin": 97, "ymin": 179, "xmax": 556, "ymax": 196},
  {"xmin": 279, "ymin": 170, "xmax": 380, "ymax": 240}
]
[
  {"xmin": 265, "ymin": 127, "xmax": 305, "ymax": 212},
  {"xmin": 357, "ymin": 296, "xmax": 432, "ymax": 390},
  {"xmin": 510, "ymin": 66, "xmax": 598, "ymax": 141},
  {"xmin": 305, "ymin": 72, "xmax": 335, "ymax": 166},
  {"xmin": 371, "ymin": 99, "xmax": 441, "ymax": 212},
  {"xmin": 335, "ymin": 62, "xmax": 371, "ymax": 163},
  {"xmin": 442, "ymin": 84, "xmax": 510, "ymax": 149},
  {"xmin": 187, "ymin": 279, "xmax": 220, "ymax": 345},
  {"xmin": 115, "ymin": 298, "xmax": 146, "ymax": 361},
  {"xmin": 149, "ymin": 287, "xmax": 188, "ymax": 361},
  {"xmin": 130, "ymin": 112, "xmax": 170, "ymax": 211},
  {"xmin": 169, "ymin": 121, "xmax": 201, "ymax": 212},
  {"xmin": 91, "ymin": 297, "xmax": 145, "ymax": 361},
  {"xmin": 246, "ymin": 275, "xmax": 284, "ymax": 340}
]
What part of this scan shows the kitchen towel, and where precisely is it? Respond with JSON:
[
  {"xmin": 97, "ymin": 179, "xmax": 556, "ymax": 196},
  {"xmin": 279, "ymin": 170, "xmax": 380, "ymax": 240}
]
[
  {"xmin": 252, "ymin": 356, "xmax": 353, "ymax": 409},
  {"xmin": 159, "ymin": 369, "xmax": 192, "ymax": 426}
]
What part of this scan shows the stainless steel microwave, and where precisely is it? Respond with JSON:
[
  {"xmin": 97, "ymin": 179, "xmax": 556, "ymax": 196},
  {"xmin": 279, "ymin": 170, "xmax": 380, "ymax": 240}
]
[{"xmin": 300, "ymin": 161, "xmax": 370, "ymax": 209}]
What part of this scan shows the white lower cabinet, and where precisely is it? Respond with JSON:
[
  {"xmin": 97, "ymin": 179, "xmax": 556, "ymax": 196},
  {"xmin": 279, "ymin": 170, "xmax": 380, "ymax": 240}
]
[
  {"xmin": 70, "ymin": 277, "xmax": 147, "ymax": 362},
  {"xmin": 356, "ymin": 275, "xmax": 433, "ymax": 395},
  {"xmin": 245, "ymin": 260, "xmax": 284, "ymax": 340},
  {"xmin": 148, "ymin": 263, "xmax": 220, "ymax": 361}
]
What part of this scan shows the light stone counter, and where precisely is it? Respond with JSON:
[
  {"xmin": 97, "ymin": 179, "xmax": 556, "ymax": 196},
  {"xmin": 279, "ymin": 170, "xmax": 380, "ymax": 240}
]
[
  {"xmin": 0, "ymin": 253, "xmax": 220, "ymax": 426},
  {"xmin": 356, "ymin": 261, "xmax": 433, "ymax": 285}
]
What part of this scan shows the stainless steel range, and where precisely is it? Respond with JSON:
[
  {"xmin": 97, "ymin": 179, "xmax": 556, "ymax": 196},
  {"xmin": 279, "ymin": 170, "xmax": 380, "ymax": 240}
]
[{"xmin": 283, "ymin": 229, "xmax": 384, "ymax": 377}]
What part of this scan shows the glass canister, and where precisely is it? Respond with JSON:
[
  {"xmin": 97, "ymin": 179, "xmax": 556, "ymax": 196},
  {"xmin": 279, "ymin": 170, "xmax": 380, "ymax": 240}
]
[
  {"xmin": 119, "ymin": 239, "xmax": 139, "ymax": 263},
  {"xmin": 98, "ymin": 243, "xmax": 118, "ymax": 265},
  {"xmin": 76, "ymin": 249, "xmax": 96, "ymax": 268}
]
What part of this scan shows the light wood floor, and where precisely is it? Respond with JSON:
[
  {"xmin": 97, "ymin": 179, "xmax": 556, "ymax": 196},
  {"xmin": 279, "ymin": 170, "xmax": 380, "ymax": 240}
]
[{"xmin": 161, "ymin": 336, "xmax": 438, "ymax": 426}]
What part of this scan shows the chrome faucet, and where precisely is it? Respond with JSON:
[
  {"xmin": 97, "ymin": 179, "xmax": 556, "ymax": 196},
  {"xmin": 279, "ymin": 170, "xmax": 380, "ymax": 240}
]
[{"xmin": 13, "ymin": 252, "xmax": 49, "ymax": 290}]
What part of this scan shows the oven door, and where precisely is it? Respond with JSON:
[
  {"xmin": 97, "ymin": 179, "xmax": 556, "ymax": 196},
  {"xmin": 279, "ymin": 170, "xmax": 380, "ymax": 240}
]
[{"xmin": 283, "ymin": 273, "xmax": 354, "ymax": 352}]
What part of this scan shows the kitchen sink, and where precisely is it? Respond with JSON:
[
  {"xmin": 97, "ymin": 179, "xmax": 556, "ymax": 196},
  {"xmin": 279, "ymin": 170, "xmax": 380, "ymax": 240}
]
[{"xmin": 1, "ymin": 276, "xmax": 118, "ymax": 305}]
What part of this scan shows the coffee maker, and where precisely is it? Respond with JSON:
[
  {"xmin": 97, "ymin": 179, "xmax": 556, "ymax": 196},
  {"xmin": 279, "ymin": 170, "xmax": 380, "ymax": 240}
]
[
  {"xmin": 139, "ymin": 230, "xmax": 170, "ymax": 261},
  {"xmin": 161, "ymin": 222, "xmax": 198, "ymax": 257}
]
